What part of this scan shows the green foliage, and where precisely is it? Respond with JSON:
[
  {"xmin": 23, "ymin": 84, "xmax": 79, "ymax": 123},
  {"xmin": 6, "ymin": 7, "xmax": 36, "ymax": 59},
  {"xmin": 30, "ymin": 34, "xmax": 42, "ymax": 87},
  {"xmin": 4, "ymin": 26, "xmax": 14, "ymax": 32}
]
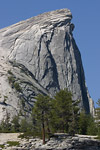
[
  {"xmin": 20, "ymin": 119, "xmax": 31, "ymax": 132},
  {"xmin": 32, "ymin": 89, "xmax": 80, "ymax": 143},
  {"xmin": 8, "ymin": 76, "xmax": 15, "ymax": 84},
  {"xmin": 95, "ymin": 108, "xmax": 100, "ymax": 121},
  {"xmin": 11, "ymin": 116, "xmax": 20, "ymax": 132},
  {"xmin": 97, "ymin": 99, "xmax": 100, "ymax": 107},
  {"xmin": 78, "ymin": 111, "xmax": 97, "ymax": 135},
  {"xmin": 18, "ymin": 118, "xmax": 43, "ymax": 139},
  {"xmin": 33, "ymin": 94, "xmax": 52, "ymax": 117},
  {"xmin": 7, "ymin": 141, "xmax": 20, "ymax": 147},
  {"xmin": 70, "ymin": 100, "xmax": 80, "ymax": 134},
  {"xmin": 96, "ymin": 99, "xmax": 100, "ymax": 121},
  {"xmin": 0, "ymin": 144, "xmax": 5, "ymax": 148},
  {"xmin": 0, "ymin": 113, "xmax": 12, "ymax": 133},
  {"xmin": 0, "ymin": 121, "xmax": 11, "ymax": 133},
  {"xmin": 51, "ymin": 89, "xmax": 79, "ymax": 135},
  {"xmin": 8, "ymin": 73, "xmax": 22, "ymax": 93},
  {"xmin": 0, "ymin": 114, "xmax": 40, "ymax": 135},
  {"xmin": 13, "ymin": 82, "xmax": 22, "ymax": 92},
  {"xmin": 78, "ymin": 111, "xmax": 88, "ymax": 135},
  {"xmin": 97, "ymin": 127, "xmax": 100, "ymax": 138},
  {"xmin": 32, "ymin": 94, "xmax": 52, "ymax": 144},
  {"xmin": 87, "ymin": 116, "xmax": 98, "ymax": 135},
  {"xmin": 96, "ymin": 99, "xmax": 100, "ymax": 137},
  {"xmin": 7, "ymin": 70, "xmax": 13, "ymax": 75},
  {"xmin": 0, "ymin": 88, "xmax": 98, "ymax": 141},
  {"xmin": 51, "ymin": 89, "xmax": 72, "ymax": 132}
]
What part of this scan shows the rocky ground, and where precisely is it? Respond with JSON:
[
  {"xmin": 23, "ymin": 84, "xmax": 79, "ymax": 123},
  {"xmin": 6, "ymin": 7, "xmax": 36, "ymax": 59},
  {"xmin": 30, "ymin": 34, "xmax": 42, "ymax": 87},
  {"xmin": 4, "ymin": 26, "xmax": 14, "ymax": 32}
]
[{"xmin": 0, "ymin": 133, "xmax": 100, "ymax": 150}]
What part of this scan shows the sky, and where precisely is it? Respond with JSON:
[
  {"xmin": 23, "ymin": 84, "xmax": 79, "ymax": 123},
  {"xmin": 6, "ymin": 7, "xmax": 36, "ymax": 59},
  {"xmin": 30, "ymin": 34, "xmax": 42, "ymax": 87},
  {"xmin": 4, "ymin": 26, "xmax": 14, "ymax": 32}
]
[{"xmin": 0, "ymin": 0, "xmax": 100, "ymax": 107}]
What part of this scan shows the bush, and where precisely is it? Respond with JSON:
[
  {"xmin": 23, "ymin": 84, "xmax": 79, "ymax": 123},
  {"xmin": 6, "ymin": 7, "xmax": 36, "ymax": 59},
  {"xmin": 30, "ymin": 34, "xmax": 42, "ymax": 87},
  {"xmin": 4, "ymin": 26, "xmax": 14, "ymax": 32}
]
[
  {"xmin": 87, "ymin": 116, "xmax": 98, "ymax": 135},
  {"xmin": 0, "ymin": 144, "xmax": 5, "ymax": 148},
  {"xmin": 0, "ymin": 114, "xmax": 12, "ymax": 133},
  {"xmin": 20, "ymin": 119, "xmax": 28, "ymax": 132},
  {"xmin": 7, "ymin": 141, "xmax": 20, "ymax": 147},
  {"xmin": 14, "ymin": 82, "xmax": 22, "ymax": 92},
  {"xmin": 11, "ymin": 116, "xmax": 20, "ymax": 132},
  {"xmin": 8, "ymin": 76, "xmax": 15, "ymax": 84},
  {"xmin": 8, "ymin": 70, "xmax": 13, "ymax": 75},
  {"xmin": 78, "ymin": 112, "xmax": 97, "ymax": 135}
]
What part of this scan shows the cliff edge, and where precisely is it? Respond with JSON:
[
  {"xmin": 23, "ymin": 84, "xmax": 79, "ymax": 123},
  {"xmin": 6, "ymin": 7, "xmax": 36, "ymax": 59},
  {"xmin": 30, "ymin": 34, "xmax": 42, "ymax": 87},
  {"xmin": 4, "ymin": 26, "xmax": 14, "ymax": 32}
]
[{"xmin": 0, "ymin": 9, "xmax": 94, "ymax": 121}]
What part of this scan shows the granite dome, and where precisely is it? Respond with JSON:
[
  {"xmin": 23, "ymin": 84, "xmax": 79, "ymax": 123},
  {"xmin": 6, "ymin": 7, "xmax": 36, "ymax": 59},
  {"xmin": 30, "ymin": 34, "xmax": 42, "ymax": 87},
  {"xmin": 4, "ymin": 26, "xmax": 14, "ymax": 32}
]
[{"xmin": 0, "ymin": 9, "xmax": 94, "ymax": 121}]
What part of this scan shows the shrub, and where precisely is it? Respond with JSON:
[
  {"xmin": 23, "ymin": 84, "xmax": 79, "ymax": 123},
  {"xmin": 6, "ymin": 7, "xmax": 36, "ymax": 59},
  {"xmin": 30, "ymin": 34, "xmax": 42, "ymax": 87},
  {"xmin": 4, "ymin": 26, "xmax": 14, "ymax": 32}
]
[
  {"xmin": 11, "ymin": 116, "xmax": 20, "ymax": 132},
  {"xmin": 7, "ymin": 141, "xmax": 20, "ymax": 147},
  {"xmin": 14, "ymin": 82, "xmax": 22, "ymax": 92},
  {"xmin": 0, "ymin": 144, "xmax": 5, "ymax": 148},
  {"xmin": 7, "ymin": 70, "xmax": 13, "ymax": 75},
  {"xmin": 8, "ymin": 76, "xmax": 15, "ymax": 84}
]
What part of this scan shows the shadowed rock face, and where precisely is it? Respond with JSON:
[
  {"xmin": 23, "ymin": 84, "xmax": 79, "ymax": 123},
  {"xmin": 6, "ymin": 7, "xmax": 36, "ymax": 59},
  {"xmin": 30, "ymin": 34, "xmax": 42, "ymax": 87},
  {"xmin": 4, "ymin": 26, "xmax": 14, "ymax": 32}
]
[{"xmin": 0, "ymin": 9, "xmax": 94, "ymax": 120}]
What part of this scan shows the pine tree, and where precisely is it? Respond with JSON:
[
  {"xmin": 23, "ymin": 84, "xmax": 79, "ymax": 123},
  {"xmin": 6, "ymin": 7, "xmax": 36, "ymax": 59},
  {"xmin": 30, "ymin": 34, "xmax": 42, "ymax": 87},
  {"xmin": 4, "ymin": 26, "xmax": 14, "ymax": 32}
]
[
  {"xmin": 96, "ymin": 99, "xmax": 100, "ymax": 120},
  {"xmin": 68, "ymin": 100, "xmax": 80, "ymax": 135},
  {"xmin": 11, "ymin": 115, "xmax": 20, "ymax": 132},
  {"xmin": 86, "ymin": 115, "xmax": 97, "ymax": 135},
  {"xmin": 96, "ymin": 99, "xmax": 100, "ymax": 137},
  {"xmin": 32, "ymin": 94, "xmax": 52, "ymax": 144},
  {"xmin": 32, "ymin": 89, "xmax": 80, "ymax": 141},
  {"xmin": 78, "ymin": 111, "xmax": 88, "ymax": 135},
  {"xmin": 51, "ymin": 89, "xmax": 74, "ymax": 133}
]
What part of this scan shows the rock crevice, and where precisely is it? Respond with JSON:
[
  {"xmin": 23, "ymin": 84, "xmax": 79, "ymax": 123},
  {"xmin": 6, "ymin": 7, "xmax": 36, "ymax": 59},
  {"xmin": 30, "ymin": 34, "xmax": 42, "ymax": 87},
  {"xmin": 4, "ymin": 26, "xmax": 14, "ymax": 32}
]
[{"xmin": 0, "ymin": 9, "xmax": 94, "ymax": 120}]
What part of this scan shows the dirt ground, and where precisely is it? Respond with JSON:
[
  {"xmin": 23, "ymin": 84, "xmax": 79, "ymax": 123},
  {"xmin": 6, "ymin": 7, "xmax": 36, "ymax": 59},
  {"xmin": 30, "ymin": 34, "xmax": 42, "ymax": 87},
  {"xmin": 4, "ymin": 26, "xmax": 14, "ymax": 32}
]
[{"xmin": 0, "ymin": 133, "xmax": 21, "ymax": 144}]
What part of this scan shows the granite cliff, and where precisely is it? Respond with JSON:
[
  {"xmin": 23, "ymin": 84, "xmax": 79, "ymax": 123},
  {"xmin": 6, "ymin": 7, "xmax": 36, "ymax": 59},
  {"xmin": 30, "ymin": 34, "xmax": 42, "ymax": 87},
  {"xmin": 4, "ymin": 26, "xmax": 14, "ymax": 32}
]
[{"xmin": 0, "ymin": 9, "xmax": 94, "ymax": 121}]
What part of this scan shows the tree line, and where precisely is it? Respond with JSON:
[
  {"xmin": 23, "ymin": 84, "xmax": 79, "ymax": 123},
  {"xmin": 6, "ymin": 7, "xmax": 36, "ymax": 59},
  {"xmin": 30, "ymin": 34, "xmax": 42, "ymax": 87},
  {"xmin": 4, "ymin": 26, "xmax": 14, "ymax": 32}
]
[{"xmin": 0, "ymin": 89, "xmax": 100, "ymax": 144}]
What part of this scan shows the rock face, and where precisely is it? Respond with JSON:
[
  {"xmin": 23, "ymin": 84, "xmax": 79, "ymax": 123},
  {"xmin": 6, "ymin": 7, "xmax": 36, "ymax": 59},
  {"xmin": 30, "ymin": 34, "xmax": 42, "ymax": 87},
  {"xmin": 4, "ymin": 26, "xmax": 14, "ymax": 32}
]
[{"xmin": 0, "ymin": 9, "xmax": 94, "ymax": 120}]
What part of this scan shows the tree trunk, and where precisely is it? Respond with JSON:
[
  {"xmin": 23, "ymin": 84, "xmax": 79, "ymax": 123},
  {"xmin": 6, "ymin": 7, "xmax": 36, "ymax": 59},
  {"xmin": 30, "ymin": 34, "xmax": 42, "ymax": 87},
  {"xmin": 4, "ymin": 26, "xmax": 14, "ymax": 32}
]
[
  {"xmin": 42, "ymin": 122, "xmax": 45, "ymax": 144},
  {"xmin": 42, "ymin": 111, "xmax": 45, "ymax": 144},
  {"xmin": 46, "ymin": 119, "xmax": 50, "ymax": 133},
  {"xmin": 46, "ymin": 119, "xmax": 51, "ymax": 140}
]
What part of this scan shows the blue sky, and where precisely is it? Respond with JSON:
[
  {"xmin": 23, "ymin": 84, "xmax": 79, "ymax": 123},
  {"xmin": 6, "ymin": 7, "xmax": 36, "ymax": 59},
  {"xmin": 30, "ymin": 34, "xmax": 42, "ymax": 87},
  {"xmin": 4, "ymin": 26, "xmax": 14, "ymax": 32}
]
[{"xmin": 0, "ymin": 0, "xmax": 100, "ymax": 107}]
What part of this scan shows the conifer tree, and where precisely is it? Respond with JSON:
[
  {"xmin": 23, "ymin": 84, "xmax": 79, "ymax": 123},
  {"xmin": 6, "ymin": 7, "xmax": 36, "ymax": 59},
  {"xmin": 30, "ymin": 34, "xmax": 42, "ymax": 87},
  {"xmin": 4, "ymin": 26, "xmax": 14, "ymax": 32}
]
[
  {"xmin": 96, "ymin": 99, "xmax": 100, "ymax": 137},
  {"xmin": 68, "ymin": 100, "xmax": 80, "ymax": 135},
  {"xmin": 51, "ymin": 89, "xmax": 74, "ymax": 133},
  {"xmin": 32, "ymin": 94, "xmax": 52, "ymax": 144},
  {"xmin": 96, "ymin": 99, "xmax": 100, "ymax": 119}
]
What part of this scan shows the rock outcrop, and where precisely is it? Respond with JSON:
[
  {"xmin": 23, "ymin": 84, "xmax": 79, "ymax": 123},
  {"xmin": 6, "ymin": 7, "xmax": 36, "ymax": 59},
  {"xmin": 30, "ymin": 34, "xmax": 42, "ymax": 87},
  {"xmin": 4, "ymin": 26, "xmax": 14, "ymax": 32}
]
[{"xmin": 0, "ymin": 9, "xmax": 94, "ymax": 121}]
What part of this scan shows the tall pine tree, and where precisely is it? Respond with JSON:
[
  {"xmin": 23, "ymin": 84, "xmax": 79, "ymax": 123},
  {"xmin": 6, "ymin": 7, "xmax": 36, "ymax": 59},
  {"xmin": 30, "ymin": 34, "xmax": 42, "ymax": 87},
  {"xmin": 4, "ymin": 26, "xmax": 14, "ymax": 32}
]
[
  {"xmin": 32, "ymin": 94, "xmax": 52, "ymax": 144},
  {"xmin": 51, "ymin": 89, "xmax": 74, "ymax": 133}
]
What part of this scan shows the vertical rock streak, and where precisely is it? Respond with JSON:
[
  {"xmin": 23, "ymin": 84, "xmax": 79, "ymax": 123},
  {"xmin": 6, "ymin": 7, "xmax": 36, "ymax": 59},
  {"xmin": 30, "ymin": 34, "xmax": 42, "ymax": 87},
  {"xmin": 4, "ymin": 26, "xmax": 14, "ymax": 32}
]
[{"xmin": 0, "ymin": 9, "xmax": 94, "ymax": 121}]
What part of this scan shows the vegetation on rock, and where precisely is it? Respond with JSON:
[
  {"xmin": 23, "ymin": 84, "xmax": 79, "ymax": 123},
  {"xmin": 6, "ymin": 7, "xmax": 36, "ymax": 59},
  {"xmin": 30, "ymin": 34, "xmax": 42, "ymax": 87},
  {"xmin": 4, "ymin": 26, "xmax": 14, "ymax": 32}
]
[
  {"xmin": 0, "ymin": 89, "xmax": 99, "ymax": 143},
  {"xmin": 7, "ymin": 141, "xmax": 20, "ymax": 147}
]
